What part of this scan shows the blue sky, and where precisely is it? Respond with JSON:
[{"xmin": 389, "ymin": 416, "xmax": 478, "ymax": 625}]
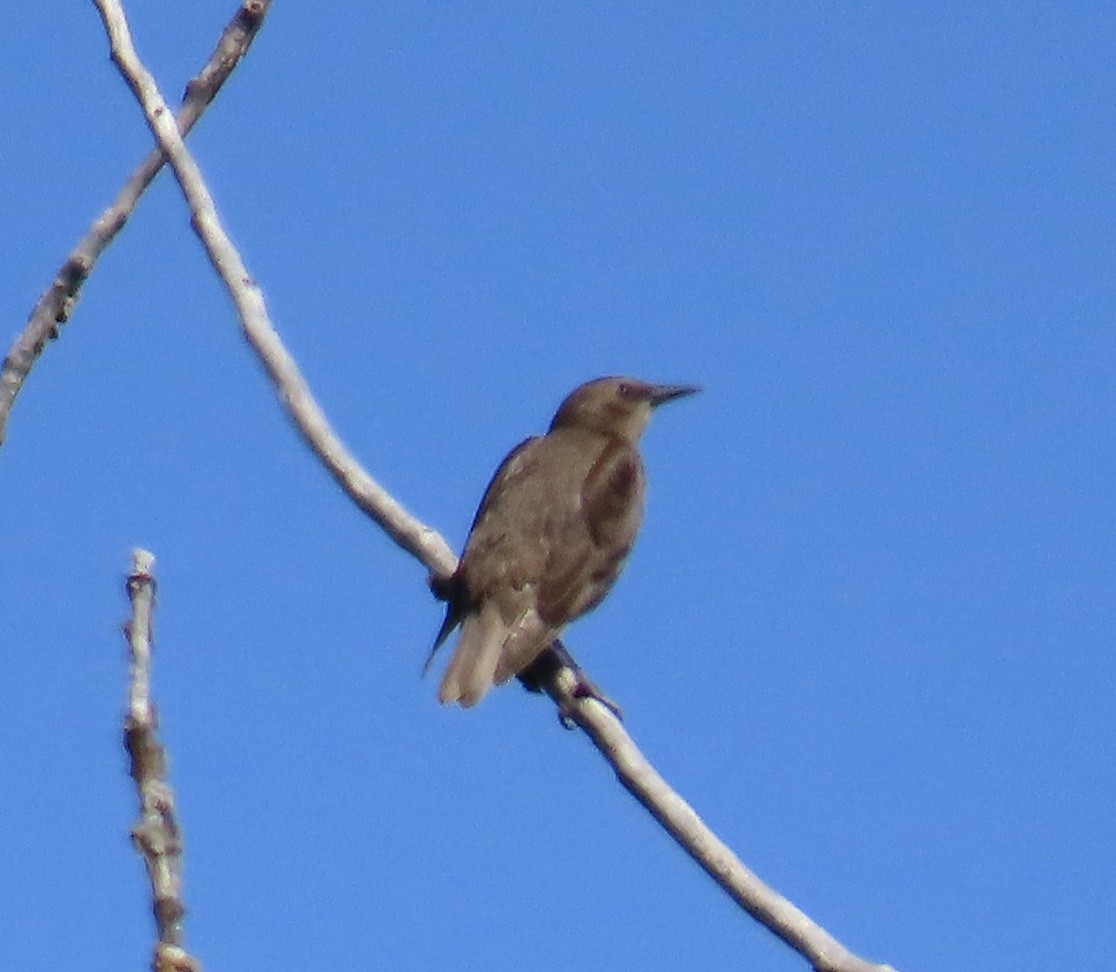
[{"xmin": 3, "ymin": 3, "xmax": 1114, "ymax": 969}]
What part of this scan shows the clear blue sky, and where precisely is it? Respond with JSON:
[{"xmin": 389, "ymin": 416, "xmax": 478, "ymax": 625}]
[{"xmin": 3, "ymin": 3, "xmax": 1114, "ymax": 970}]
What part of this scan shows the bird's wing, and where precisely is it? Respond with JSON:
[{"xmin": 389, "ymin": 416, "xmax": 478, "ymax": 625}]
[
  {"xmin": 423, "ymin": 437, "xmax": 543, "ymax": 669},
  {"xmin": 441, "ymin": 437, "xmax": 558, "ymax": 692},
  {"xmin": 463, "ymin": 436, "xmax": 544, "ymax": 537},
  {"xmin": 459, "ymin": 436, "xmax": 557, "ymax": 593}
]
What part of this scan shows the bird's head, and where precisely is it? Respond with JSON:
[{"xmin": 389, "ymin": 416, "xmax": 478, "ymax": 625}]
[{"xmin": 549, "ymin": 376, "xmax": 699, "ymax": 443}]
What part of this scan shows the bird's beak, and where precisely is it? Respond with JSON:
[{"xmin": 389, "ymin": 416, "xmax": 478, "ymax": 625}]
[{"xmin": 647, "ymin": 383, "xmax": 701, "ymax": 407}]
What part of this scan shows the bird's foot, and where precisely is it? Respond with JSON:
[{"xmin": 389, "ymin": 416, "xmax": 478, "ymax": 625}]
[
  {"xmin": 568, "ymin": 669, "xmax": 623, "ymax": 723},
  {"xmin": 518, "ymin": 640, "xmax": 623, "ymax": 729}
]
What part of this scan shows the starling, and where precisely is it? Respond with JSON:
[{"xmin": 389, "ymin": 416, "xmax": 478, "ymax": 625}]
[{"xmin": 426, "ymin": 376, "xmax": 698, "ymax": 707}]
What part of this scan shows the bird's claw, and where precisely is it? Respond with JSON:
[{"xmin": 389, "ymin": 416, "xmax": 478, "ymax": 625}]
[
  {"xmin": 570, "ymin": 672, "xmax": 623, "ymax": 721},
  {"xmin": 518, "ymin": 640, "xmax": 623, "ymax": 728},
  {"xmin": 555, "ymin": 682, "xmax": 623, "ymax": 730}
]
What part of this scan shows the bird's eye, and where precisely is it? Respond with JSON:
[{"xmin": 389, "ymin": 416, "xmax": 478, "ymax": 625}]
[{"xmin": 617, "ymin": 381, "xmax": 635, "ymax": 398}]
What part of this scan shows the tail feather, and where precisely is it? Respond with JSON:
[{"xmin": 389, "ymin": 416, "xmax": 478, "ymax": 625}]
[
  {"xmin": 493, "ymin": 607, "xmax": 554, "ymax": 685},
  {"xmin": 438, "ymin": 601, "xmax": 506, "ymax": 707}
]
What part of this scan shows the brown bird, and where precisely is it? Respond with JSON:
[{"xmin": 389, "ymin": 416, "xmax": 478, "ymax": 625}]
[{"xmin": 426, "ymin": 376, "xmax": 698, "ymax": 707}]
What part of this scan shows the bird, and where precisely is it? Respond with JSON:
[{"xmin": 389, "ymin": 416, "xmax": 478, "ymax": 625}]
[{"xmin": 425, "ymin": 376, "xmax": 698, "ymax": 707}]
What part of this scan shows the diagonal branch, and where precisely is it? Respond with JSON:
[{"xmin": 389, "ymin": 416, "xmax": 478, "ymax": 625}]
[
  {"xmin": 0, "ymin": 0, "xmax": 272, "ymax": 447},
  {"xmin": 89, "ymin": 0, "xmax": 455, "ymax": 578},
  {"xmin": 89, "ymin": 4, "xmax": 896, "ymax": 971}
]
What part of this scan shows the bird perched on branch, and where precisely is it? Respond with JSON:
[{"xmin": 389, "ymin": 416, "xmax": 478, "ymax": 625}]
[{"xmin": 425, "ymin": 376, "xmax": 698, "ymax": 707}]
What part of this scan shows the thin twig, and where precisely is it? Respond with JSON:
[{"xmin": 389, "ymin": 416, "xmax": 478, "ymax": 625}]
[
  {"xmin": 0, "ymin": 0, "xmax": 272, "ymax": 446},
  {"xmin": 123, "ymin": 550, "xmax": 201, "ymax": 972},
  {"xmin": 90, "ymin": 4, "xmax": 896, "ymax": 970}
]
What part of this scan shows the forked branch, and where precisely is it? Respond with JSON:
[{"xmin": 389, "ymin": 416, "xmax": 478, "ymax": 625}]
[{"xmin": 0, "ymin": 0, "xmax": 272, "ymax": 446}]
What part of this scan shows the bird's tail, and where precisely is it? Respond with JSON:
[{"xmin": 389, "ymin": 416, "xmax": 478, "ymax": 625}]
[{"xmin": 438, "ymin": 601, "xmax": 506, "ymax": 707}]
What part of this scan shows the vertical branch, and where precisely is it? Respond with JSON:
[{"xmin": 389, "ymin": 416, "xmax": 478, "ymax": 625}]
[{"xmin": 123, "ymin": 549, "xmax": 200, "ymax": 972}]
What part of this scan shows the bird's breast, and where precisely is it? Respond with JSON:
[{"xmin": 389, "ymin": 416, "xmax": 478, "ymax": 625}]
[{"xmin": 582, "ymin": 441, "xmax": 646, "ymax": 550}]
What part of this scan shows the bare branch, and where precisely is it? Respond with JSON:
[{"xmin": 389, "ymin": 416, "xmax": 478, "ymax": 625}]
[
  {"xmin": 89, "ymin": 0, "xmax": 455, "ymax": 578},
  {"xmin": 0, "ymin": 0, "xmax": 272, "ymax": 446},
  {"xmin": 90, "ymin": 4, "xmax": 896, "ymax": 970},
  {"xmin": 123, "ymin": 549, "xmax": 201, "ymax": 972},
  {"xmin": 549, "ymin": 662, "xmax": 895, "ymax": 972}
]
